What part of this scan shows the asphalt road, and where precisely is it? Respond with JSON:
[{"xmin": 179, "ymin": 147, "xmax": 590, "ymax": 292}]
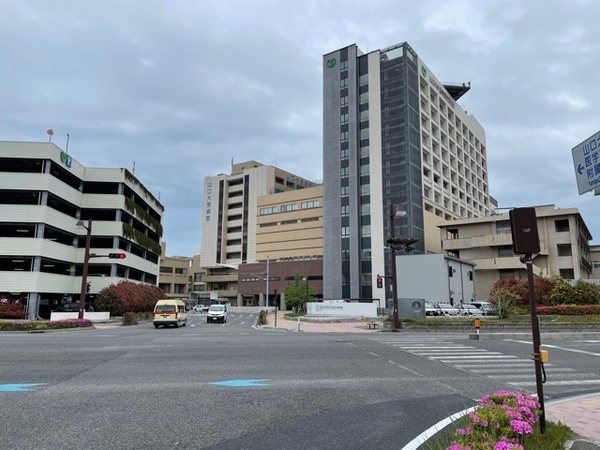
[{"xmin": 1, "ymin": 312, "xmax": 598, "ymax": 450}]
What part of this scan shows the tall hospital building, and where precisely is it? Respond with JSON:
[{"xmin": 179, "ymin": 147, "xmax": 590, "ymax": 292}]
[{"xmin": 322, "ymin": 42, "xmax": 494, "ymax": 303}]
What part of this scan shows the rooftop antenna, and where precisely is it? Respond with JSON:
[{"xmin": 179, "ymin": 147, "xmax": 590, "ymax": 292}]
[
  {"xmin": 132, "ymin": 161, "xmax": 136, "ymax": 175},
  {"xmin": 66, "ymin": 133, "xmax": 70, "ymax": 153},
  {"xmin": 47, "ymin": 129, "xmax": 54, "ymax": 143}
]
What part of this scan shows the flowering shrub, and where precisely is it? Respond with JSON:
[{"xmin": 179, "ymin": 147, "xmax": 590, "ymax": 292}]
[
  {"xmin": 447, "ymin": 390, "xmax": 541, "ymax": 450},
  {"xmin": 0, "ymin": 319, "xmax": 93, "ymax": 331},
  {"xmin": 0, "ymin": 302, "xmax": 26, "ymax": 319},
  {"xmin": 537, "ymin": 304, "xmax": 600, "ymax": 315}
]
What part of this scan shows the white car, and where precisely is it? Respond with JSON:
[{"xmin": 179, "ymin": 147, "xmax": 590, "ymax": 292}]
[
  {"xmin": 206, "ymin": 304, "xmax": 227, "ymax": 323},
  {"xmin": 437, "ymin": 303, "xmax": 459, "ymax": 316},
  {"xmin": 458, "ymin": 304, "xmax": 484, "ymax": 316}
]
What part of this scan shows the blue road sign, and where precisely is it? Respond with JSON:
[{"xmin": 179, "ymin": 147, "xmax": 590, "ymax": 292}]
[{"xmin": 572, "ymin": 130, "xmax": 600, "ymax": 195}]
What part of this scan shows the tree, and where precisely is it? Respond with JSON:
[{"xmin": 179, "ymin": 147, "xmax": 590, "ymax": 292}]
[
  {"xmin": 489, "ymin": 287, "xmax": 520, "ymax": 319},
  {"xmin": 284, "ymin": 275, "xmax": 315, "ymax": 313}
]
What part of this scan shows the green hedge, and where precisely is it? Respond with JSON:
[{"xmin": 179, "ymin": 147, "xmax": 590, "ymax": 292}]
[{"xmin": 0, "ymin": 319, "xmax": 93, "ymax": 331}]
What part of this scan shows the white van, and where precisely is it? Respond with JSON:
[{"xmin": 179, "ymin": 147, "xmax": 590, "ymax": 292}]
[{"xmin": 206, "ymin": 304, "xmax": 227, "ymax": 323}]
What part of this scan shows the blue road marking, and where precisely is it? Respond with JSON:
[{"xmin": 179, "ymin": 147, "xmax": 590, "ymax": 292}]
[
  {"xmin": 211, "ymin": 379, "xmax": 269, "ymax": 387},
  {"xmin": 0, "ymin": 383, "xmax": 46, "ymax": 392}
]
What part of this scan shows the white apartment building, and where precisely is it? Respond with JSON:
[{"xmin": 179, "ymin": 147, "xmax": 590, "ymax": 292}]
[
  {"xmin": 0, "ymin": 141, "xmax": 164, "ymax": 319},
  {"xmin": 200, "ymin": 160, "xmax": 315, "ymax": 305}
]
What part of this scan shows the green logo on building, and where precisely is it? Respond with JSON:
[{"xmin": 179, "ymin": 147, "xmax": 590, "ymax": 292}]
[
  {"xmin": 327, "ymin": 58, "xmax": 336, "ymax": 68},
  {"xmin": 421, "ymin": 65, "xmax": 427, "ymax": 77}
]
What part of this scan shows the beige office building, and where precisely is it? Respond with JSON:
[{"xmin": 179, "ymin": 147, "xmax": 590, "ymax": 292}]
[
  {"xmin": 238, "ymin": 185, "xmax": 323, "ymax": 307},
  {"xmin": 439, "ymin": 204, "xmax": 594, "ymax": 301},
  {"xmin": 200, "ymin": 161, "xmax": 316, "ymax": 305}
]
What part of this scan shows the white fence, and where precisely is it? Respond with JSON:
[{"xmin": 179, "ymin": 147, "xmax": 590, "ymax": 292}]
[
  {"xmin": 306, "ymin": 302, "xmax": 378, "ymax": 318},
  {"xmin": 50, "ymin": 312, "xmax": 111, "ymax": 322}
]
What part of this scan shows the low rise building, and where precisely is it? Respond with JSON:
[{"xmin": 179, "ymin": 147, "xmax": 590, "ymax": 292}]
[{"xmin": 439, "ymin": 204, "xmax": 594, "ymax": 301}]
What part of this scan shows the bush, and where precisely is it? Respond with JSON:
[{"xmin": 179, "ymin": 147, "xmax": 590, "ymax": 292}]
[
  {"xmin": 0, "ymin": 303, "xmax": 26, "ymax": 319},
  {"xmin": 96, "ymin": 281, "xmax": 166, "ymax": 316},
  {"xmin": 258, "ymin": 310, "xmax": 267, "ymax": 325},
  {"xmin": 122, "ymin": 312, "xmax": 139, "ymax": 325},
  {"xmin": 537, "ymin": 304, "xmax": 600, "ymax": 315}
]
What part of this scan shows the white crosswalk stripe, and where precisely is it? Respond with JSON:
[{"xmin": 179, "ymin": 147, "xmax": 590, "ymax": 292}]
[{"xmin": 378, "ymin": 336, "xmax": 600, "ymax": 394}]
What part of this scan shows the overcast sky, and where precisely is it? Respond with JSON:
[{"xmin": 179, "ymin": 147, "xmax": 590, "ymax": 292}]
[{"xmin": 2, "ymin": 0, "xmax": 599, "ymax": 256}]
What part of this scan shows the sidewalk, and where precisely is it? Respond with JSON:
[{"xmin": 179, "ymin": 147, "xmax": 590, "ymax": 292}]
[
  {"xmin": 262, "ymin": 311, "xmax": 600, "ymax": 448},
  {"xmin": 264, "ymin": 310, "xmax": 381, "ymax": 333},
  {"xmin": 546, "ymin": 393, "xmax": 600, "ymax": 449}
]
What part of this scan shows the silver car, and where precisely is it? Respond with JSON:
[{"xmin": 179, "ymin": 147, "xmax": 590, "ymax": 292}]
[
  {"xmin": 437, "ymin": 303, "xmax": 459, "ymax": 316},
  {"xmin": 458, "ymin": 304, "xmax": 484, "ymax": 316}
]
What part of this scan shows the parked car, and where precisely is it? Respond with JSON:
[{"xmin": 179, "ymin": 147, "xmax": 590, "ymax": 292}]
[
  {"xmin": 437, "ymin": 303, "xmax": 459, "ymax": 316},
  {"xmin": 471, "ymin": 301, "xmax": 495, "ymax": 316},
  {"xmin": 425, "ymin": 302, "xmax": 441, "ymax": 316},
  {"xmin": 458, "ymin": 304, "xmax": 484, "ymax": 316}
]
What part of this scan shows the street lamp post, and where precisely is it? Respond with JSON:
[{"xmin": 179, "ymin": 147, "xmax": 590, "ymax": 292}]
[{"xmin": 76, "ymin": 219, "xmax": 92, "ymax": 320}]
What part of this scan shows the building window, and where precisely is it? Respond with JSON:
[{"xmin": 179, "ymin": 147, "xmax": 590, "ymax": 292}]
[
  {"xmin": 341, "ymin": 96, "xmax": 348, "ymax": 106},
  {"xmin": 341, "ymin": 148, "xmax": 349, "ymax": 160},
  {"xmin": 559, "ymin": 268, "xmax": 575, "ymax": 279},
  {"xmin": 361, "ymin": 249, "xmax": 371, "ymax": 260},
  {"xmin": 360, "ymin": 110, "xmax": 369, "ymax": 122},
  {"xmin": 593, "ymin": 261, "xmax": 600, "ymax": 269},
  {"xmin": 281, "ymin": 219, "xmax": 298, "ymax": 225},
  {"xmin": 497, "ymin": 246, "xmax": 513, "ymax": 258},
  {"xmin": 359, "ymin": 92, "xmax": 369, "ymax": 104},
  {"xmin": 301, "ymin": 200, "xmax": 320, "ymax": 209},
  {"xmin": 341, "ymin": 249, "xmax": 350, "ymax": 261},
  {"xmin": 360, "ymin": 146, "xmax": 369, "ymax": 158},
  {"xmin": 360, "ymin": 164, "xmax": 370, "ymax": 176},
  {"xmin": 259, "ymin": 222, "xmax": 277, "ymax": 227},
  {"xmin": 175, "ymin": 268, "xmax": 187, "ymax": 274},
  {"xmin": 160, "ymin": 267, "xmax": 173, "ymax": 273},
  {"xmin": 340, "ymin": 166, "xmax": 349, "ymax": 177},
  {"xmin": 359, "ymin": 74, "xmax": 368, "ymax": 86},
  {"xmin": 557, "ymin": 244, "xmax": 572, "ymax": 257},
  {"xmin": 340, "ymin": 131, "xmax": 349, "ymax": 142},
  {"xmin": 340, "ymin": 60, "xmax": 348, "ymax": 71},
  {"xmin": 361, "ymin": 203, "xmax": 370, "ymax": 215},
  {"xmin": 260, "ymin": 206, "xmax": 278, "ymax": 215},
  {"xmin": 360, "ymin": 128, "xmax": 369, "ymax": 139},
  {"xmin": 499, "ymin": 269, "xmax": 514, "ymax": 279},
  {"xmin": 341, "ymin": 205, "xmax": 349, "ymax": 217},
  {"xmin": 281, "ymin": 203, "xmax": 298, "ymax": 212},
  {"xmin": 174, "ymin": 284, "xmax": 186, "ymax": 294},
  {"xmin": 341, "ymin": 186, "xmax": 349, "ymax": 197},
  {"xmin": 361, "ymin": 225, "xmax": 371, "ymax": 237},
  {"xmin": 340, "ymin": 78, "xmax": 348, "ymax": 89},
  {"xmin": 360, "ymin": 184, "xmax": 370, "ymax": 195},
  {"xmin": 555, "ymin": 219, "xmax": 570, "ymax": 232},
  {"xmin": 496, "ymin": 221, "xmax": 511, "ymax": 235},
  {"xmin": 301, "ymin": 217, "xmax": 319, "ymax": 223},
  {"xmin": 194, "ymin": 273, "xmax": 204, "ymax": 282},
  {"xmin": 340, "ymin": 113, "xmax": 349, "ymax": 124},
  {"xmin": 341, "ymin": 226, "xmax": 349, "ymax": 237}
]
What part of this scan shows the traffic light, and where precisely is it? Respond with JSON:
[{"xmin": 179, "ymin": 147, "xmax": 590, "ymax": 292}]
[
  {"xmin": 108, "ymin": 253, "xmax": 126, "ymax": 259},
  {"xmin": 376, "ymin": 276, "xmax": 383, "ymax": 289}
]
